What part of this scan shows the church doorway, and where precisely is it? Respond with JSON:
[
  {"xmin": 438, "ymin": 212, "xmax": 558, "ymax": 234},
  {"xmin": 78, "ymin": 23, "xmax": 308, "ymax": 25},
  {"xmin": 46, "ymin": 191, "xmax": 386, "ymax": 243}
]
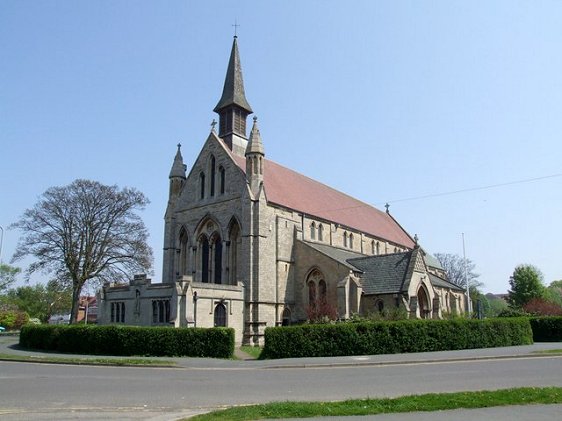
[
  {"xmin": 417, "ymin": 286, "xmax": 430, "ymax": 319},
  {"xmin": 214, "ymin": 302, "xmax": 227, "ymax": 327},
  {"xmin": 281, "ymin": 307, "xmax": 291, "ymax": 326}
]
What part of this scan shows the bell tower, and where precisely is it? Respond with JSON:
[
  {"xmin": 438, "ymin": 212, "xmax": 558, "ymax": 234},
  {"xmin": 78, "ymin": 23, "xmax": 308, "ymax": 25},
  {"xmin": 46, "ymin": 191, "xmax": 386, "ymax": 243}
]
[{"xmin": 214, "ymin": 36, "xmax": 253, "ymax": 156}]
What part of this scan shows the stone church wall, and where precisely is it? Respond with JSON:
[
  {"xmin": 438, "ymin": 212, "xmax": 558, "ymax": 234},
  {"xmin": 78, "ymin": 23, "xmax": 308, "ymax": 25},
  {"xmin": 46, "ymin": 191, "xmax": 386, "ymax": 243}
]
[{"xmin": 293, "ymin": 240, "xmax": 352, "ymax": 321}]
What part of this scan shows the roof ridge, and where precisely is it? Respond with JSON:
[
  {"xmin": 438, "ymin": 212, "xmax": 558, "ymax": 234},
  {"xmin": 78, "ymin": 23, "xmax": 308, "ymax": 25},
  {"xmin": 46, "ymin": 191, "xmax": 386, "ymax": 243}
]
[{"xmin": 347, "ymin": 250, "xmax": 411, "ymax": 263}]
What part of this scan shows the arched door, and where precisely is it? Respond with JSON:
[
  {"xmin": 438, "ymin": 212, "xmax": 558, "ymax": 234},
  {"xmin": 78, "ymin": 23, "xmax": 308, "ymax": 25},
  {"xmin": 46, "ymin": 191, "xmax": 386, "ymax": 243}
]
[{"xmin": 417, "ymin": 286, "xmax": 430, "ymax": 319}]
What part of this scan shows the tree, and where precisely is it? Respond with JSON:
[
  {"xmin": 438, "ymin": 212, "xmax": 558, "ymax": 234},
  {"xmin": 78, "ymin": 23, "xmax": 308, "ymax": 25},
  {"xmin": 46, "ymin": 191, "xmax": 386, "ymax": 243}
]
[
  {"xmin": 11, "ymin": 179, "xmax": 153, "ymax": 323},
  {"xmin": 434, "ymin": 253, "xmax": 482, "ymax": 289},
  {"xmin": 546, "ymin": 280, "xmax": 562, "ymax": 307},
  {"xmin": 2, "ymin": 280, "xmax": 72, "ymax": 323},
  {"xmin": 507, "ymin": 264, "xmax": 545, "ymax": 308},
  {"xmin": 0, "ymin": 263, "xmax": 20, "ymax": 293},
  {"xmin": 485, "ymin": 293, "xmax": 509, "ymax": 317}
]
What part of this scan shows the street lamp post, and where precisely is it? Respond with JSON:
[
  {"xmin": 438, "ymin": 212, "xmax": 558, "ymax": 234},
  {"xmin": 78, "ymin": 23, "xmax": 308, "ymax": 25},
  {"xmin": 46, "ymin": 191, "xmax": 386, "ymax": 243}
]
[
  {"xmin": 462, "ymin": 232, "xmax": 472, "ymax": 314},
  {"xmin": 0, "ymin": 225, "xmax": 4, "ymax": 264}
]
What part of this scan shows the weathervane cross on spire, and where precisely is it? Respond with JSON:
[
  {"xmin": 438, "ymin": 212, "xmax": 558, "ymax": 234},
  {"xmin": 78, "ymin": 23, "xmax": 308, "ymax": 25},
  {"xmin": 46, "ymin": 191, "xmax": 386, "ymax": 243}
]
[{"xmin": 232, "ymin": 19, "xmax": 240, "ymax": 37}]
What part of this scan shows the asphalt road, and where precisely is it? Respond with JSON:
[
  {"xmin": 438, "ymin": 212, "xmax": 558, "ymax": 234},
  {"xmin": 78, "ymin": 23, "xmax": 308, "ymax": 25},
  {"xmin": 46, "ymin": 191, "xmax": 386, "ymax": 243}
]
[{"xmin": 2, "ymin": 353, "xmax": 562, "ymax": 420}]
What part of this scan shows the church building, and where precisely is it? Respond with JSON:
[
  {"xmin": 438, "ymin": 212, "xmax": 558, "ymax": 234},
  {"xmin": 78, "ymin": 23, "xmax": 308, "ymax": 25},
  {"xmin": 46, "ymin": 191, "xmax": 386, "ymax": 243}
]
[{"xmin": 97, "ymin": 37, "xmax": 466, "ymax": 344}]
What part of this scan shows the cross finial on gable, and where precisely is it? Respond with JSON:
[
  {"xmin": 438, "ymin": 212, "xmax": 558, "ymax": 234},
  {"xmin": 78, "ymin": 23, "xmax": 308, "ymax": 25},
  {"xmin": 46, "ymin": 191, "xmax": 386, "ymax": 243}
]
[
  {"xmin": 385, "ymin": 203, "xmax": 390, "ymax": 213},
  {"xmin": 211, "ymin": 119, "xmax": 217, "ymax": 131},
  {"xmin": 177, "ymin": 142, "xmax": 181, "ymax": 150},
  {"xmin": 414, "ymin": 234, "xmax": 419, "ymax": 245}
]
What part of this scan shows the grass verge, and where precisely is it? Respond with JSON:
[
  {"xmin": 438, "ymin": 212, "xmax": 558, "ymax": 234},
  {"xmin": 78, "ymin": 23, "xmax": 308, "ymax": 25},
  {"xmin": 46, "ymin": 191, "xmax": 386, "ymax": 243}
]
[
  {"xmin": 534, "ymin": 349, "xmax": 562, "ymax": 354},
  {"xmin": 188, "ymin": 387, "xmax": 562, "ymax": 420},
  {"xmin": 0, "ymin": 353, "xmax": 176, "ymax": 367},
  {"xmin": 239, "ymin": 346, "xmax": 262, "ymax": 359}
]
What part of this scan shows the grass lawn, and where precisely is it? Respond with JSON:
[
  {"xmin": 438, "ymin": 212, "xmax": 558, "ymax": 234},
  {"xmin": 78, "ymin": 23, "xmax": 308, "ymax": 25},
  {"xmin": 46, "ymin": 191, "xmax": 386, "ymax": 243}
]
[
  {"xmin": 239, "ymin": 346, "xmax": 262, "ymax": 359},
  {"xmin": 187, "ymin": 387, "xmax": 562, "ymax": 420},
  {"xmin": 0, "ymin": 353, "xmax": 176, "ymax": 367}
]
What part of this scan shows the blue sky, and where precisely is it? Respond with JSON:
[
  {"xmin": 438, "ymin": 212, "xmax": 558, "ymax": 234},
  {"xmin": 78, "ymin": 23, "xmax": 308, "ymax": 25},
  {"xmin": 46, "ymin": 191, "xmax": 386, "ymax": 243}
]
[{"xmin": 1, "ymin": 1, "xmax": 561, "ymax": 293}]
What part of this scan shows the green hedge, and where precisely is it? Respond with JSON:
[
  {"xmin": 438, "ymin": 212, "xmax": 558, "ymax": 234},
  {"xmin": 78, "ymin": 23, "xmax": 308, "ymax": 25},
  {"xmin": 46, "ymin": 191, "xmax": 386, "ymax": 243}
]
[
  {"xmin": 262, "ymin": 318, "xmax": 533, "ymax": 359},
  {"xmin": 529, "ymin": 317, "xmax": 562, "ymax": 342},
  {"xmin": 19, "ymin": 324, "xmax": 235, "ymax": 358}
]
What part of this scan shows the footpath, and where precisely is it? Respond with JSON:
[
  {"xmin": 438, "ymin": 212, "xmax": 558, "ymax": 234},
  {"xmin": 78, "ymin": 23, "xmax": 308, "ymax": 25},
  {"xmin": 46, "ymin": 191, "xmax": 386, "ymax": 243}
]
[{"xmin": 2, "ymin": 334, "xmax": 562, "ymax": 369}]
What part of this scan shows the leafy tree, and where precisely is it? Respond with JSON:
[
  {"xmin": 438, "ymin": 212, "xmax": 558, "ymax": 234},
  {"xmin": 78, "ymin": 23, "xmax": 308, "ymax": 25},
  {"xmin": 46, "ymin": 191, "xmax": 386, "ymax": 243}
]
[
  {"xmin": 2, "ymin": 280, "xmax": 72, "ymax": 323},
  {"xmin": 0, "ymin": 263, "xmax": 20, "ymax": 292},
  {"xmin": 11, "ymin": 179, "xmax": 153, "ymax": 323},
  {"xmin": 485, "ymin": 293, "xmax": 509, "ymax": 317},
  {"xmin": 546, "ymin": 280, "xmax": 562, "ymax": 307},
  {"xmin": 507, "ymin": 264, "xmax": 545, "ymax": 308},
  {"xmin": 470, "ymin": 287, "xmax": 490, "ymax": 318},
  {"xmin": 434, "ymin": 253, "xmax": 482, "ymax": 289}
]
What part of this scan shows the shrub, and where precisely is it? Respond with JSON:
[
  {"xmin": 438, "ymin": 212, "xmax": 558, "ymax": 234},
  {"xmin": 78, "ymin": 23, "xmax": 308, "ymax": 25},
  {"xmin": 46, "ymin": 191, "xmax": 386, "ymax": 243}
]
[
  {"xmin": 497, "ymin": 308, "xmax": 529, "ymax": 318},
  {"xmin": 523, "ymin": 298, "xmax": 562, "ymax": 316},
  {"xmin": 529, "ymin": 317, "xmax": 562, "ymax": 342},
  {"xmin": 19, "ymin": 325, "xmax": 235, "ymax": 358},
  {"xmin": 306, "ymin": 301, "xmax": 338, "ymax": 324},
  {"xmin": 262, "ymin": 318, "xmax": 533, "ymax": 359},
  {"xmin": 0, "ymin": 310, "xmax": 30, "ymax": 330}
]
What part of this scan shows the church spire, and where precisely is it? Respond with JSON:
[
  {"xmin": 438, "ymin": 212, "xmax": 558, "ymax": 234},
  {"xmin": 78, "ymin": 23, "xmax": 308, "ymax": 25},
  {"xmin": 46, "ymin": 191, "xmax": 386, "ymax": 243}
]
[
  {"xmin": 214, "ymin": 37, "xmax": 253, "ymax": 114},
  {"xmin": 214, "ymin": 37, "xmax": 253, "ymax": 155}
]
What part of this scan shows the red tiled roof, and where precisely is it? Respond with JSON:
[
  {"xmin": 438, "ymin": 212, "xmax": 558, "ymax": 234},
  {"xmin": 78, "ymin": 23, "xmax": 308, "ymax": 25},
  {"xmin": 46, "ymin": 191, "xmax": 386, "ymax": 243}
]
[{"xmin": 231, "ymin": 154, "xmax": 414, "ymax": 248}]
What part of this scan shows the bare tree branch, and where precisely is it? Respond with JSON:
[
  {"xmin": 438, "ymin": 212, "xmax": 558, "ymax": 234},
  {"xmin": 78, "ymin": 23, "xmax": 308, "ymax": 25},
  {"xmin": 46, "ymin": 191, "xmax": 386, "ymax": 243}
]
[
  {"xmin": 10, "ymin": 179, "xmax": 153, "ymax": 323},
  {"xmin": 434, "ymin": 253, "xmax": 483, "ymax": 290}
]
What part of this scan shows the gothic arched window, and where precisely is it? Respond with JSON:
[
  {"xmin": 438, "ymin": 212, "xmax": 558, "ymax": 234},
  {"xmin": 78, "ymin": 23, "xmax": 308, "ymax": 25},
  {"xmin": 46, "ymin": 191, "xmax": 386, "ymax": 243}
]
[
  {"xmin": 318, "ymin": 224, "xmax": 324, "ymax": 242},
  {"xmin": 199, "ymin": 172, "xmax": 205, "ymax": 199},
  {"xmin": 210, "ymin": 156, "xmax": 216, "ymax": 197},
  {"xmin": 200, "ymin": 235, "xmax": 209, "ymax": 283},
  {"xmin": 308, "ymin": 281, "xmax": 316, "ymax": 307},
  {"xmin": 179, "ymin": 228, "xmax": 189, "ymax": 276},
  {"xmin": 376, "ymin": 241, "xmax": 380, "ymax": 255},
  {"xmin": 228, "ymin": 221, "xmax": 241, "ymax": 285},
  {"xmin": 211, "ymin": 233, "xmax": 222, "ymax": 284},
  {"xmin": 349, "ymin": 233, "xmax": 354, "ymax": 249},
  {"xmin": 310, "ymin": 222, "xmax": 316, "ymax": 240},
  {"xmin": 219, "ymin": 166, "xmax": 226, "ymax": 194},
  {"xmin": 306, "ymin": 269, "xmax": 326, "ymax": 309},
  {"xmin": 318, "ymin": 279, "xmax": 327, "ymax": 304},
  {"xmin": 343, "ymin": 232, "xmax": 348, "ymax": 248}
]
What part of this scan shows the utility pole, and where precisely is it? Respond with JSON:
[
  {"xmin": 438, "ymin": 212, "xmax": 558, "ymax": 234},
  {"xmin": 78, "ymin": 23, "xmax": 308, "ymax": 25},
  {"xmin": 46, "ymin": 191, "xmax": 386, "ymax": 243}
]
[
  {"xmin": 0, "ymin": 225, "xmax": 4, "ymax": 264},
  {"xmin": 462, "ymin": 232, "xmax": 472, "ymax": 314}
]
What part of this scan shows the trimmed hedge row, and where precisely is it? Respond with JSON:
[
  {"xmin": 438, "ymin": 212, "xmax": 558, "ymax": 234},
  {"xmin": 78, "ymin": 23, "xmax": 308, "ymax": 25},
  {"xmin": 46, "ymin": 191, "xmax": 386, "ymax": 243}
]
[
  {"xmin": 262, "ymin": 318, "xmax": 533, "ymax": 359},
  {"xmin": 19, "ymin": 324, "xmax": 234, "ymax": 358},
  {"xmin": 529, "ymin": 317, "xmax": 562, "ymax": 342}
]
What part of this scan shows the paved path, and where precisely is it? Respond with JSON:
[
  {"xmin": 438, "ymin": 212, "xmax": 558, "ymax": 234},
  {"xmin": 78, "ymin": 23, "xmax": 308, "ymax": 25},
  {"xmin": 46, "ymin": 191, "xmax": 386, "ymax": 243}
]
[{"xmin": 3, "ymin": 334, "xmax": 562, "ymax": 369}]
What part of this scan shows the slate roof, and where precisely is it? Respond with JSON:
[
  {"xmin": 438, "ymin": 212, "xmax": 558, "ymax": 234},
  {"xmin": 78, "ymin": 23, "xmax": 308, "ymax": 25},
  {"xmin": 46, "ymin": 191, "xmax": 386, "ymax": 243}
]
[
  {"xmin": 423, "ymin": 253, "xmax": 443, "ymax": 270},
  {"xmin": 230, "ymin": 153, "xmax": 415, "ymax": 248},
  {"xmin": 214, "ymin": 37, "xmax": 253, "ymax": 113},
  {"xmin": 429, "ymin": 273, "xmax": 464, "ymax": 292},
  {"xmin": 347, "ymin": 252, "xmax": 412, "ymax": 295},
  {"xmin": 300, "ymin": 240, "xmax": 364, "ymax": 270}
]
